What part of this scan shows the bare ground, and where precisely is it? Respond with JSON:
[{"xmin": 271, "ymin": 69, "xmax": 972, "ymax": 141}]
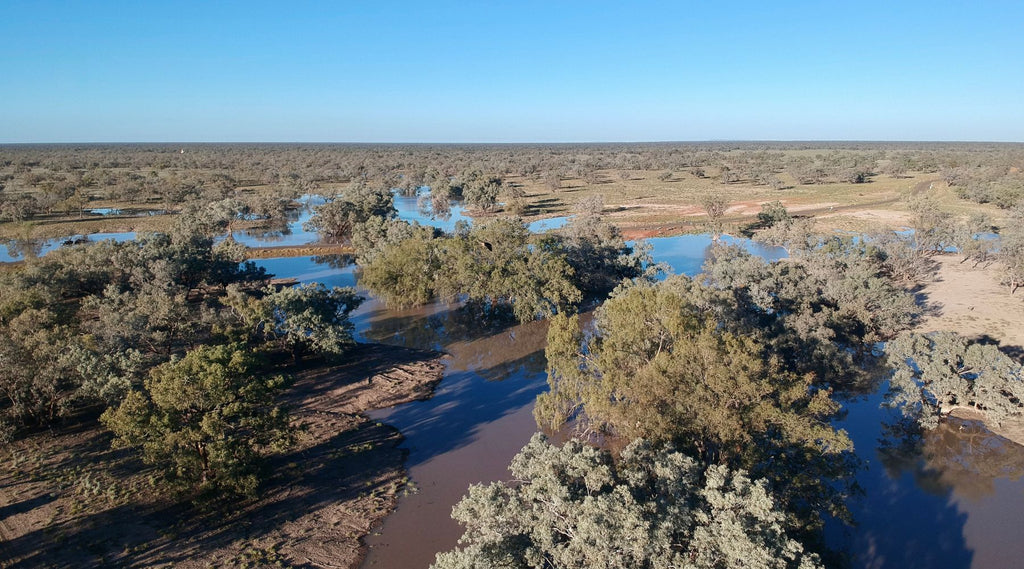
[
  {"xmin": 0, "ymin": 343, "xmax": 445, "ymax": 569},
  {"xmin": 916, "ymin": 254, "xmax": 1024, "ymax": 357}
]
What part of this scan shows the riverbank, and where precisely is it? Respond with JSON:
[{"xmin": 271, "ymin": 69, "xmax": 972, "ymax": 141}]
[
  {"xmin": 0, "ymin": 343, "xmax": 445, "ymax": 568},
  {"xmin": 914, "ymin": 253, "xmax": 1024, "ymax": 446},
  {"xmin": 243, "ymin": 243, "xmax": 356, "ymax": 259}
]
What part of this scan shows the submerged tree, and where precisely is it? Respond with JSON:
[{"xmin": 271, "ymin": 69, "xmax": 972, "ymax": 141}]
[
  {"xmin": 702, "ymin": 241, "xmax": 920, "ymax": 381},
  {"xmin": 360, "ymin": 217, "xmax": 581, "ymax": 322},
  {"xmin": 304, "ymin": 180, "xmax": 396, "ymax": 242},
  {"xmin": 431, "ymin": 434, "xmax": 823, "ymax": 569},
  {"xmin": 539, "ymin": 198, "xmax": 656, "ymax": 298},
  {"xmin": 102, "ymin": 344, "xmax": 292, "ymax": 496},
  {"xmin": 226, "ymin": 282, "xmax": 364, "ymax": 362}
]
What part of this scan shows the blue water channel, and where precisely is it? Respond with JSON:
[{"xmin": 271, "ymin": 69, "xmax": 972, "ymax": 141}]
[{"xmin": 1, "ymin": 192, "xmax": 569, "ymax": 262}]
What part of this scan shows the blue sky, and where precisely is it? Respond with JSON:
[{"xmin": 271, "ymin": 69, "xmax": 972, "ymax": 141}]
[{"xmin": 1, "ymin": 1, "xmax": 1022, "ymax": 142}]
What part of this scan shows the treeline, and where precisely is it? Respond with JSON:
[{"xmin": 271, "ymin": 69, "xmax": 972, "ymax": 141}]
[
  {"xmin": 3, "ymin": 142, "xmax": 1023, "ymax": 223},
  {"xmin": 942, "ymin": 162, "xmax": 1024, "ymax": 209}
]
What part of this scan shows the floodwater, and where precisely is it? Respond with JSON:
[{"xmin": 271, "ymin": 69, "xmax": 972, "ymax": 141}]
[
  {"xmin": 359, "ymin": 304, "xmax": 552, "ymax": 568},
  {"xmin": 1, "ymin": 192, "xmax": 568, "ymax": 262},
  {"xmin": 1, "ymin": 232, "xmax": 138, "ymax": 263},
  {"xmin": 828, "ymin": 387, "xmax": 1024, "ymax": 569},
  {"xmin": 246, "ymin": 236, "xmax": 1024, "ymax": 569},
  {"xmin": 9, "ymin": 204, "xmax": 1024, "ymax": 567},
  {"xmin": 353, "ymin": 235, "xmax": 790, "ymax": 568}
]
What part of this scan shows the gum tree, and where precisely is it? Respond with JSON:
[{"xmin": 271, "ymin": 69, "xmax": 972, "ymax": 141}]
[
  {"xmin": 102, "ymin": 344, "xmax": 292, "ymax": 496},
  {"xmin": 431, "ymin": 434, "xmax": 823, "ymax": 569}
]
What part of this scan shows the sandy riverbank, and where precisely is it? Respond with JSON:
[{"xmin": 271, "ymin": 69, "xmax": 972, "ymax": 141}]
[
  {"xmin": 0, "ymin": 343, "xmax": 445, "ymax": 568},
  {"xmin": 914, "ymin": 254, "xmax": 1024, "ymax": 446}
]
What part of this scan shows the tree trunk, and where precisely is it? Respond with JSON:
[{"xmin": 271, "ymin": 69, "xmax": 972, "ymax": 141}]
[{"xmin": 196, "ymin": 441, "xmax": 210, "ymax": 483}]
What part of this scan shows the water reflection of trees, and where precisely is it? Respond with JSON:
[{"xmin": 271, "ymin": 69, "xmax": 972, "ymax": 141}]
[
  {"xmin": 879, "ymin": 416, "xmax": 1024, "ymax": 500},
  {"xmin": 236, "ymin": 218, "xmax": 294, "ymax": 241},
  {"xmin": 358, "ymin": 302, "xmax": 551, "ymax": 379},
  {"xmin": 445, "ymin": 317, "xmax": 549, "ymax": 380},
  {"xmin": 310, "ymin": 254, "xmax": 354, "ymax": 270},
  {"xmin": 2, "ymin": 238, "xmax": 43, "ymax": 261}
]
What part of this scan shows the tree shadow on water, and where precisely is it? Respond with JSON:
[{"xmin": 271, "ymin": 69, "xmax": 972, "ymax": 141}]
[
  {"xmin": 840, "ymin": 417, "xmax": 980, "ymax": 569},
  {"xmin": 358, "ymin": 302, "xmax": 523, "ymax": 351}
]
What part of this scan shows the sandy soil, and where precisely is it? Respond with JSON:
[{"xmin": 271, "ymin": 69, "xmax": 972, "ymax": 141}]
[
  {"xmin": 916, "ymin": 254, "xmax": 1024, "ymax": 353},
  {"xmin": 611, "ymin": 193, "xmax": 915, "ymax": 239},
  {"xmin": 0, "ymin": 343, "xmax": 445, "ymax": 569},
  {"xmin": 815, "ymin": 208, "xmax": 913, "ymax": 226},
  {"xmin": 915, "ymin": 254, "xmax": 1024, "ymax": 445}
]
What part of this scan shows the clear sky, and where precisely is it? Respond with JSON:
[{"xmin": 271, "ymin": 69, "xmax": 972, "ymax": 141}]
[{"xmin": 1, "ymin": 0, "xmax": 1022, "ymax": 143}]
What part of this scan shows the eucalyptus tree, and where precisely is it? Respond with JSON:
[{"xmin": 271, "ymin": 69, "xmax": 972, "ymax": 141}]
[
  {"xmin": 702, "ymin": 241, "xmax": 920, "ymax": 380},
  {"xmin": 226, "ymin": 282, "xmax": 364, "ymax": 362},
  {"xmin": 432, "ymin": 435, "xmax": 824, "ymax": 569},
  {"xmin": 304, "ymin": 180, "xmax": 396, "ymax": 242},
  {"xmin": 539, "ymin": 200, "xmax": 655, "ymax": 298},
  {"xmin": 536, "ymin": 277, "xmax": 856, "ymax": 531},
  {"xmin": 999, "ymin": 206, "xmax": 1024, "ymax": 294},
  {"xmin": 885, "ymin": 331, "xmax": 1024, "ymax": 429},
  {"xmin": 699, "ymin": 194, "xmax": 728, "ymax": 237},
  {"xmin": 462, "ymin": 175, "xmax": 502, "ymax": 212},
  {"xmin": 102, "ymin": 344, "xmax": 292, "ymax": 496},
  {"xmin": 361, "ymin": 217, "xmax": 581, "ymax": 322}
]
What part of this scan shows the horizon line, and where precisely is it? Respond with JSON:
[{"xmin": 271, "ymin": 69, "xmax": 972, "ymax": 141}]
[{"xmin": 2, "ymin": 139, "xmax": 1024, "ymax": 146}]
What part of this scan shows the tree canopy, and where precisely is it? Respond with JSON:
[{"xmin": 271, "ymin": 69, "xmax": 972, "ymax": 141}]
[
  {"xmin": 102, "ymin": 344, "xmax": 292, "ymax": 496},
  {"xmin": 226, "ymin": 282, "xmax": 363, "ymax": 362},
  {"xmin": 703, "ymin": 239, "xmax": 919, "ymax": 380},
  {"xmin": 535, "ymin": 276, "xmax": 855, "ymax": 531},
  {"xmin": 431, "ymin": 434, "xmax": 823, "ymax": 569},
  {"xmin": 885, "ymin": 331, "xmax": 1024, "ymax": 429},
  {"xmin": 304, "ymin": 180, "xmax": 396, "ymax": 243},
  {"xmin": 360, "ymin": 214, "xmax": 650, "ymax": 323}
]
